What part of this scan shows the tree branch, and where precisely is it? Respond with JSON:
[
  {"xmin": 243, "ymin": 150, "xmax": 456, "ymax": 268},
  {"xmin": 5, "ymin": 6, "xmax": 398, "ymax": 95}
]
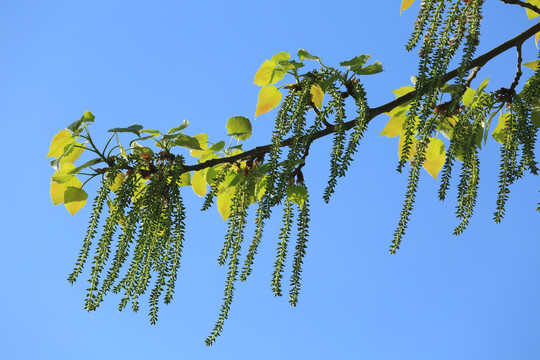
[
  {"xmin": 500, "ymin": 0, "xmax": 540, "ymax": 15},
  {"xmin": 181, "ymin": 20, "xmax": 540, "ymax": 174}
]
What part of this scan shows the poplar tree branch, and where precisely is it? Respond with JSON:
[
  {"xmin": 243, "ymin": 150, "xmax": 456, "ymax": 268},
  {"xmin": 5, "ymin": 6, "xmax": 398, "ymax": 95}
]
[
  {"xmin": 182, "ymin": 20, "xmax": 540, "ymax": 174},
  {"xmin": 500, "ymin": 0, "xmax": 540, "ymax": 15}
]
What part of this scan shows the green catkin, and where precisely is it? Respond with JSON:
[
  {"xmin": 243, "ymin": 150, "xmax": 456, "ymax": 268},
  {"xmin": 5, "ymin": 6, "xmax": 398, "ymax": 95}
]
[
  {"xmin": 289, "ymin": 191, "xmax": 310, "ymax": 307},
  {"xmin": 239, "ymin": 202, "xmax": 265, "ymax": 281},
  {"xmin": 202, "ymin": 164, "xmax": 231, "ymax": 211},
  {"xmin": 271, "ymin": 199, "xmax": 294, "ymax": 297},
  {"xmin": 67, "ymin": 173, "xmax": 116, "ymax": 285}
]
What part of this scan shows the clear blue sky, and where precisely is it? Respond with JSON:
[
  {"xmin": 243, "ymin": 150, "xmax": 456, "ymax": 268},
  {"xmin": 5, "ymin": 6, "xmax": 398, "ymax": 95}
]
[{"xmin": 1, "ymin": 1, "xmax": 539, "ymax": 359}]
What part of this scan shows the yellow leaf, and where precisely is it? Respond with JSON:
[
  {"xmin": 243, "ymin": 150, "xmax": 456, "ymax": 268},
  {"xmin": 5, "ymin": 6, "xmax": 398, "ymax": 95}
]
[
  {"xmin": 254, "ymin": 60, "xmax": 280, "ymax": 86},
  {"xmin": 47, "ymin": 130, "xmax": 73, "ymax": 158},
  {"xmin": 190, "ymin": 133, "xmax": 209, "ymax": 157},
  {"xmin": 109, "ymin": 172, "xmax": 126, "ymax": 192},
  {"xmin": 526, "ymin": 1, "xmax": 540, "ymax": 19},
  {"xmin": 217, "ymin": 192, "xmax": 232, "ymax": 221},
  {"xmin": 64, "ymin": 187, "xmax": 88, "ymax": 215},
  {"xmin": 192, "ymin": 170, "xmax": 207, "ymax": 197},
  {"xmin": 398, "ymin": 132, "xmax": 417, "ymax": 161},
  {"xmin": 60, "ymin": 142, "xmax": 84, "ymax": 165},
  {"xmin": 310, "ymin": 85, "xmax": 324, "ymax": 109},
  {"xmin": 423, "ymin": 138, "xmax": 446, "ymax": 179},
  {"xmin": 255, "ymin": 86, "xmax": 282, "ymax": 118},
  {"xmin": 270, "ymin": 52, "xmax": 290, "ymax": 63},
  {"xmin": 380, "ymin": 110, "xmax": 406, "ymax": 138},
  {"xmin": 50, "ymin": 170, "xmax": 82, "ymax": 206},
  {"xmin": 400, "ymin": 0, "xmax": 415, "ymax": 14}
]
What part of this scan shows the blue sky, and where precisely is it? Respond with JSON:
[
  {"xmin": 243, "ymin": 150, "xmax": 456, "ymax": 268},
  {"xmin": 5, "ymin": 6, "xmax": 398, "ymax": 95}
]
[{"xmin": 1, "ymin": 1, "xmax": 539, "ymax": 359}]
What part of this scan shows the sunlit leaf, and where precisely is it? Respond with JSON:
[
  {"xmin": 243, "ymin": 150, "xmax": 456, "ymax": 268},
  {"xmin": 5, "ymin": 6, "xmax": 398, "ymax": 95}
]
[
  {"xmin": 199, "ymin": 148, "xmax": 218, "ymax": 163},
  {"xmin": 64, "ymin": 187, "xmax": 88, "ymax": 215},
  {"xmin": 206, "ymin": 167, "xmax": 218, "ymax": 185},
  {"xmin": 340, "ymin": 54, "xmax": 372, "ymax": 69},
  {"xmin": 141, "ymin": 129, "xmax": 161, "ymax": 137},
  {"xmin": 60, "ymin": 142, "xmax": 85, "ymax": 165},
  {"xmin": 209, "ymin": 141, "xmax": 226, "ymax": 152},
  {"xmin": 131, "ymin": 141, "xmax": 154, "ymax": 156},
  {"xmin": 352, "ymin": 61, "xmax": 383, "ymax": 75},
  {"xmin": 392, "ymin": 86, "xmax": 415, "ymax": 98},
  {"xmin": 492, "ymin": 112, "xmax": 511, "ymax": 144},
  {"xmin": 423, "ymin": 138, "xmax": 446, "ymax": 179},
  {"xmin": 50, "ymin": 168, "xmax": 82, "ymax": 206},
  {"xmin": 68, "ymin": 158, "xmax": 101, "ymax": 175},
  {"xmin": 226, "ymin": 116, "xmax": 252, "ymax": 140},
  {"xmin": 297, "ymin": 49, "xmax": 321, "ymax": 61},
  {"xmin": 255, "ymin": 176, "xmax": 268, "ymax": 201},
  {"xmin": 109, "ymin": 172, "xmax": 126, "ymax": 192},
  {"xmin": 380, "ymin": 110, "xmax": 406, "ymax": 138},
  {"xmin": 168, "ymin": 120, "xmax": 189, "ymax": 134},
  {"xmin": 255, "ymin": 86, "xmax": 282, "ymax": 118},
  {"xmin": 310, "ymin": 85, "xmax": 324, "ymax": 109},
  {"xmin": 177, "ymin": 171, "xmax": 191, "ymax": 187},
  {"xmin": 47, "ymin": 130, "xmax": 73, "ymax": 158},
  {"xmin": 398, "ymin": 132, "xmax": 417, "ymax": 161},
  {"xmin": 401, "ymin": 0, "xmax": 415, "ymax": 14},
  {"xmin": 192, "ymin": 170, "xmax": 207, "ymax": 196},
  {"xmin": 278, "ymin": 60, "xmax": 304, "ymax": 72},
  {"xmin": 190, "ymin": 133, "xmax": 209, "ymax": 157},
  {"xmin": 217, "ymin": 192, "xmax": 232, "ymax": 221},
  {"xmin": 524, "ymin": 60, "xmax": 540, "ymax": 70},
  {"xmin": 174, "ymin": 134, "xmax": 202, "ymax": 150},
  {"xmin": 253, "ymin": 60, "xmax": 285, "ymax": 86},
  {"xmin": 286, "ymin": 185, "xmax": 308, "ymax": 207},
  {"xmin": 462, "ymin": 87, "xmax": 475, "ymax": 107},
  {"xmin": 526, "ymin": 0, "xmax": 540, "ymax": 19},
  {"xmin": 108, "ymin": 124, "xmax": 144, "ymax": 136}
]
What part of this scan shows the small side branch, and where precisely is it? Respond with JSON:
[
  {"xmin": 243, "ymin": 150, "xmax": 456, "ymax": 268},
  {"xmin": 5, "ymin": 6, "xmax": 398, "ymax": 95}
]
[
  {"xmin": 510, "ymin": 44, "xmax": 523, "ymax": 92},
  {"xmin": 500, "ymin": 0, "xmax": 540, "ymax": 15}
]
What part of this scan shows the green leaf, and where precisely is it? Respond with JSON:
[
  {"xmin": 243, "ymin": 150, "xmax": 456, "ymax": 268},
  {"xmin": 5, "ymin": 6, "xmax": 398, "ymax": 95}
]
[
  {"xmin": 320, "ymin": 74, "xmax": 341, "ymax": 92},
  {"xmin": 190, "ymin": 133, "xmax": 209, "ymax": 157},
  {"xmin": 423, "ymin": 138, "xmax": 446, "ymax": 179},
  {"xmin": 141, "ymin": 129, "xmax": 161, "ymax": 137},
  {"xmin": 351, "ymin": 61, "xmax": 383, "ymax": 75},
  {"xmin": 205, "ymin": 167, "xmax": 218, "ymax": 185},
  {"xmin": 131, "ymin": 141, "xmax": 154, "ymax": 156},
  {"xmin": 462, "ymin": 87, "xmax": 475, "ymax": 107},
  {"xmin": 531, "ymin": 99, "xmax": 540, "ymax": 127},
  {"xmin": 60, "ymin": 142, "xmax": 85, "ymax": 165},
  {"xmin": 253, "ymin": 59, "xmax": 286, "ymax": 86},
  {"xmin": 255, "ymin": 176, "xmax": 268, "ymax": 201},
  {"xmin": 285, "ymin": 185, "xmax": 308, "ymax": 207},
  {"xmin": 67, "ymin": 111, "xmax": 94, "ymax": 133},
  {"xmin": 50, "ymin": 167, "xmax": 82, "ymax": 206},
  {"xmin": 192, "ymin": 170, "xmax": 207, "ymax": 196},
  {"xmin": 297, "ymin": 49, "xmax": 321, "ymax": 61},
  {"xmin": 226, "ymin": 116, "xmax": 252, "ymax": 140},
  {"xmin": 217, "ymin": 192, "xmax": 232, "ymax": 221},
  {"xmin": 255, "ymin": 86, "xmax": 282, "ymax": 118},
  {"xmin": 209, "ymin": 141, "xmax": 226, "ymax": 152},
  {"xmin": 47, "ymin": 130, "xmax": 73, "ymax": 158},
  {"xmin": 64, "ymin": 186, "xmax": 88, "ymax": 215},
  {"xmin": 68, "ymin": 158, "xmax": 101, "ymax": 175},
  {"xmin": 380, "ymin": 110, "xmax": 407, "ymax": 138},
  {"xmin": 108, "ymin": 124, "xmax": 144, "ymax": 136},
  {"xmin": 174, "ymin": 134, "xmax": 202, "ymax": 150},
  {"xmin": 391, "ymin": 86, "xmax": 415, "ymax": 98},
  {"xmin": 168, "ymin": 120, "xmax": 189, "ymax": 134},
  {"xmin": 199, "ymin": 148, "xmax": 219, "ymax": 163},
  {"xmin": 278, "ymin": 60, "xmax": 305, "ymax": 72},
  {"xmin": 340, "ymin": 54, "xmax": 372, "ymax": 68}
]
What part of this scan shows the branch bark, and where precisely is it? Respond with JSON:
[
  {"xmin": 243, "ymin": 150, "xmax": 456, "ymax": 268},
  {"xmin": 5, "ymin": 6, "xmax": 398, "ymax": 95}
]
[{"xmin": 182, "ymin": 20, "xmax": 540, "ymax": 174}]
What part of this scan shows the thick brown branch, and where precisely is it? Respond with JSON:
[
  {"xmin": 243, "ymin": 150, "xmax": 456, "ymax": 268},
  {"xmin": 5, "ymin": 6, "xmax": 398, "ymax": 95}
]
[{"xmin": 182, "ymin": 20, "xmax": 540, "ymax": 174}]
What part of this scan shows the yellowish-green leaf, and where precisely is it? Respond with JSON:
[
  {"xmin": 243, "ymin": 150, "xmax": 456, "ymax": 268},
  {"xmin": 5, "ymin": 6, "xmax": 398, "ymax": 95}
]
[
  {"xmin": 524, "ymin": 60, "xmax": 540, "ymax": 70},
  {"xmin": 380, "ymin": 110, "xmax": 407, "ymax": 138},
  {"xmin": 47, "ymin": 130, "xmax": 73, "ymax": 158},
  {"xmin": 190, "ymin": 133, "xmax": 209, "ymax": 157},
  {"xmin": 286, "ymin": 185, "xmax": 308, "ymax": 207},
  {"xmin": 255, "ymin": 86, "xmax": 282, "ymax": 118},
  {"xmin": 50, "ymin": 171, "xmax": 82, "ymax": 206},
  {"xmin": 60, "ymin": 142, "xmax": 85, "ymax": 165},
  {"xmin": 398, "ymin": 132, "xmax": 417, "ymax": 161},
  {"xmin": 255, "ymin": 175, "xmax": 268, "ymax": 201},
  {"xmin": 217, "ymin": 192, "xmax": 232, "ymax": 221},
  {"xmin": 177, "ymin": 171, "xmax": 191, "ymax": 187},
  {"xmin": 526, "ymin": 0, "xmax": 540, "ymax": 18},
  {"xmin": 254, "ymin": 60, "xmax": 283, "ymax": 86},
  {"xmin": 462, "ymin": 87, "xmax": 475, "ymax": 107},
  {"xmin": 192, "ymin": 170, "xmax": 207, "ymax": 196},
  {"xmin": 310, "ymin": 85, "xmax": 324, "ymax": 109},
  {"xmin": 109, "ymin": 172, "xmax": 126, "ymax": 192},
  {"xmin": 492, "ymin": 112, "xmax": 511, "ymax": 144},
  {"xmin": 392, "ymin": 86, "xmax": 415, "ymax": 98},
  {"xmin": 400, "ymin": 0, "xmax": 415, "ymax": 14},
  {"xmin": 423, "ymin": 138, "xmax": 446, "ymax": 179},
  {"xmin": 64, "ymin": 187, "xmax": 88, "ymax": 215},
  {"xmin": 270, "ymin": 52, "xmax": 290, "ymax": 63},
  {"xmin": 531, "ymin": 99, "xmax": 540, "ymax": 127}
]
